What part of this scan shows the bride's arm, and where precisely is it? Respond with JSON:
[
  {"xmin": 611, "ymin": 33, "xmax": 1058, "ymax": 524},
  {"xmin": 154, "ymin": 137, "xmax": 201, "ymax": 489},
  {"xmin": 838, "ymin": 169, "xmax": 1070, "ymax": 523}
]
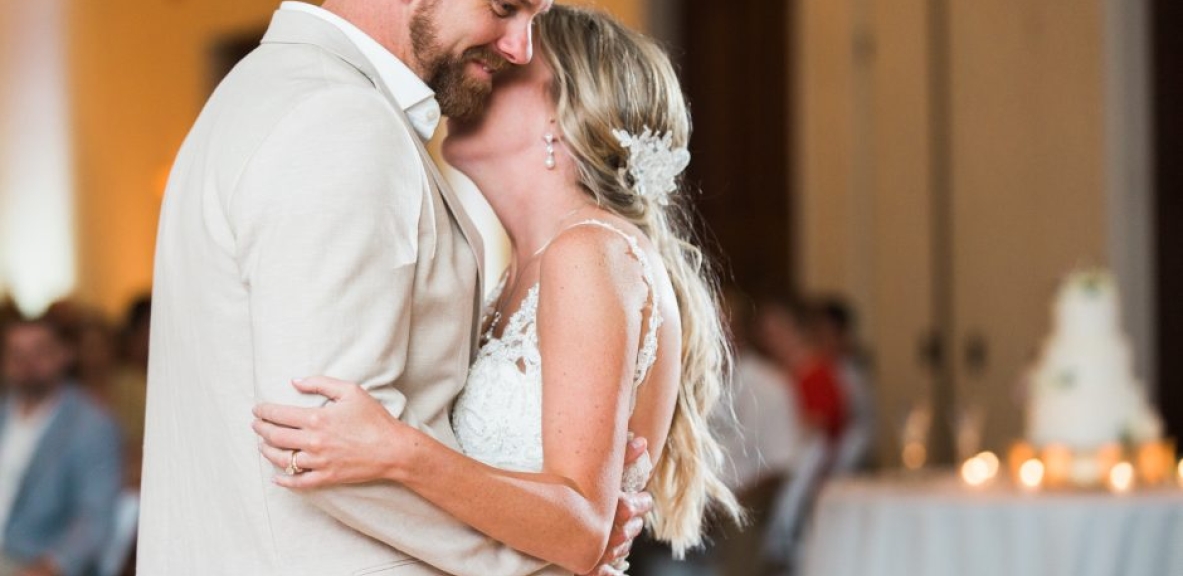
[
  {"xmin": 392, "ymin": 229, "xmax": 649, "ymax": 572},
  {"xmin": 254, "ymin": 229, "xmax": 654, "ymax": 574}
]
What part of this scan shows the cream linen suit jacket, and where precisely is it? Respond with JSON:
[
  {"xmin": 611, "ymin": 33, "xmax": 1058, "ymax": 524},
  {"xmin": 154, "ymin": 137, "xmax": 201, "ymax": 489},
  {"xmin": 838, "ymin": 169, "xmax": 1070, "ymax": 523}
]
[{"xmin": 138, "ymin": 9, "xmax": 565, "ymax": 576}]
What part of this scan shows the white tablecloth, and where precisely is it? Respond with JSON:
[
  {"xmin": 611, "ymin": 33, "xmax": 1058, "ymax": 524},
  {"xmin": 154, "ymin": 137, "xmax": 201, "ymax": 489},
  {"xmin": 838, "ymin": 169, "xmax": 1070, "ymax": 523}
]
[{"xmin": 801, "ymin": 473, "xmax": 1183, "ymax": 576}]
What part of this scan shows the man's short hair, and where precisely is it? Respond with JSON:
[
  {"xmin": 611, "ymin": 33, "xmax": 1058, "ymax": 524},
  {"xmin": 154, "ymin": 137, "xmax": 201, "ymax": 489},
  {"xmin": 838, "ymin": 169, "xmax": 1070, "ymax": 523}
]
[
  {"xmin": 816, "ymin": 296, "xmax": 855, "ymax": 334},
  {"xmin": 3, "ymin": 316, "xmax": 70, "ymax": 346}
]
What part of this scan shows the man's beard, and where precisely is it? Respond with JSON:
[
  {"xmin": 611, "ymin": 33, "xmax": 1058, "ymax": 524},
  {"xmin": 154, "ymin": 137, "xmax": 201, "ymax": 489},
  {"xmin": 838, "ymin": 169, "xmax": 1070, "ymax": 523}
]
[
  {"xmin": 10, "ymin": 377, "xmax": 56, "ymax": 403},
  {"xmin": 410, "ymin": 2, "xmax": 508, "ymax": 122}
]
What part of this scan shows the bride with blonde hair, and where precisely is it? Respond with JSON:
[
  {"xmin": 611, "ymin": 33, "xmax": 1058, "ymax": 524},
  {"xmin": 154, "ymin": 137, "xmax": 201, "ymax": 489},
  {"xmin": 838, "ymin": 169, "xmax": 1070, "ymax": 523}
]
[{"xmin": 253, "ymin": 5, "xmax": 742, "ymax": 573}]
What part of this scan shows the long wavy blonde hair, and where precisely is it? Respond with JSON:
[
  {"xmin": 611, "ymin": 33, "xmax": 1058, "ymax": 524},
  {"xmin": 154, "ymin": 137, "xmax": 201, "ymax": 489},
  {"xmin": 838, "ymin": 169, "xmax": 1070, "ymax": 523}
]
[{"xmin": 536, "ymin": 5, "xmax": 742, "ymax": 556}]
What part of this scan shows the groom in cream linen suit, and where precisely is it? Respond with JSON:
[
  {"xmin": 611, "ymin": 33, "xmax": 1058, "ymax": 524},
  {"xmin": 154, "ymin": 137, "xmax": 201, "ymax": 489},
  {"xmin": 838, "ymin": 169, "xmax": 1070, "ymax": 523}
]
[{"xmin": 139, "ymin": 1, "xmax": 644, "ymax": 575}]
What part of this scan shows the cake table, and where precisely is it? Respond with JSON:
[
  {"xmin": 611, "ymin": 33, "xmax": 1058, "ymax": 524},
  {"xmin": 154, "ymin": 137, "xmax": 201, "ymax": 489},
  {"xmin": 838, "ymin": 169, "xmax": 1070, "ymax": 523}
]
[{"xmin": 800, "ymin": 472, "xmax": 1183, "ymax": 576}]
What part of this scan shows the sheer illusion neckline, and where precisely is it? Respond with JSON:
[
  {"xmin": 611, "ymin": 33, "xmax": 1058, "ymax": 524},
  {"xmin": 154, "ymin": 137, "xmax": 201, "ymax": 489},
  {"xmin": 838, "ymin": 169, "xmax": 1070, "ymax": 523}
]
[
  {"xmin": 479, "ymin": 219, "xmax": 664, "ymax": 388},
  {"xmin": 453, "ymin": 218, "xmax": 665, "ymax": 477}
]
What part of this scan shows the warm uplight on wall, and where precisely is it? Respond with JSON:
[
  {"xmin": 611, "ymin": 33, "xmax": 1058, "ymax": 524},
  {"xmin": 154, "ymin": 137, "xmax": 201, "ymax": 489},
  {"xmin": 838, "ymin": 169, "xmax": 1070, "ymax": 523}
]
[
  {"xmin": 0, "ymin": 0, "xmax": 75, "ymax": 316},
  {"xmin": 902, "ymin": 441, "xmax": 928, "ymax": 471}
]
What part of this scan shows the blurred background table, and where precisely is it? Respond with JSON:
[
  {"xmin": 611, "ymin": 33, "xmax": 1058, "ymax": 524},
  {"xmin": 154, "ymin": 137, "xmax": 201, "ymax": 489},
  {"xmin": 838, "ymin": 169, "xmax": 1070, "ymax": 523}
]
[{"xmin": 801, "ymin": 473, "xmax": 1183, "ymax": 576}]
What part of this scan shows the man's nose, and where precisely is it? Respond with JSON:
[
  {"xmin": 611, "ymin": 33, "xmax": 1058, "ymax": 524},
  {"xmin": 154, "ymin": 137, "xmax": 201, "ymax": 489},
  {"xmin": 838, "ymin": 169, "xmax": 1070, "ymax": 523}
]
[{"xmin": 496, "ymin": 20, "xmax": 533, "ymax": 65}]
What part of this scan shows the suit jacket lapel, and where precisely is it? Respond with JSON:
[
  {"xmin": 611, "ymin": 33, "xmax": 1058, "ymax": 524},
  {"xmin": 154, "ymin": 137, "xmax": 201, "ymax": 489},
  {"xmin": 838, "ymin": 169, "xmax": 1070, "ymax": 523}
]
[
  {"xmin": 260, "ymin": 8, "xmax": 486, "ymax": 309},
  {"xmin": 402, "ymin": 133, "xmax": 487, "ymax": 358},
  {"xmin": 403, "ymin": 130, "xmax": 486, "ymax": 290}
]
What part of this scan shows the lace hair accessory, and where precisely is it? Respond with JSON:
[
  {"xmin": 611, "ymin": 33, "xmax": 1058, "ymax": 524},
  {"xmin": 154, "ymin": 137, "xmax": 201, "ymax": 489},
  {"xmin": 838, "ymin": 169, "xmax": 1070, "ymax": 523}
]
[{"xmin": 612, "ymin": 126, "xmax": 691, "ymax": 205}]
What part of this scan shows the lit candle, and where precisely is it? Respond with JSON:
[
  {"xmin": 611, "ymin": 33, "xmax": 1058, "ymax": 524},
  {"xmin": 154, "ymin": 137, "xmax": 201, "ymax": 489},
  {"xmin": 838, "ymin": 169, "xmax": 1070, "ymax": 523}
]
[
  {"xmin": 977, "ymin": 451, "xmax": 1001, "ymax": 480},
  {"xmin": 1042, "ymin": 444, "xmax": 1073, "ymax": 487},
  {"xmin": 1019, "ymin": 458, "xmax": 1045, "ymax": 491},
  {"xmin": 1135, "ymin": 441, "xmax": 1170, "ymax": 486},
  {"xmin": 1108, "ymin": 461, "xmax": 1135, "ymax": 494},
  {"xmin": 961, "ymin": 457, "xmax": 991, "ymax": 487},
  {"xmin": 1176, "ymin": 458, "xmax": 1182, "ymax": 488},
  {"xmin": 1008, "ymin": 442, "xmax": 1036, "ymax": 484}
]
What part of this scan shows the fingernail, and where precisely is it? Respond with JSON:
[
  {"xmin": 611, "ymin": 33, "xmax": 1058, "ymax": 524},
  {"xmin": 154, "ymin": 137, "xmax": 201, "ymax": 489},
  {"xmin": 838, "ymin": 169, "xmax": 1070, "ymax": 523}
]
[{"xmin": 292, "ymin": 377, "xmax": 305, "ymax": 384}]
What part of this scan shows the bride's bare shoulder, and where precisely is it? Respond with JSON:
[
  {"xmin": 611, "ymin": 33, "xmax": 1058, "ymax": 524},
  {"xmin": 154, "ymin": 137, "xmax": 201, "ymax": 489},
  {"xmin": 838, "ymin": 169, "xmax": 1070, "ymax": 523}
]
[{"xmin": 537, "ymin": 220, "xmax": 650, "ymax": 307}]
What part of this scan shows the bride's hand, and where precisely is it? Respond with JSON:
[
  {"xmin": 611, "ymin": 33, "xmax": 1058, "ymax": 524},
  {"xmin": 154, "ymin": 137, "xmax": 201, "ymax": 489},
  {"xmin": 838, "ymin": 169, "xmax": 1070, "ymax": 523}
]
[
  {"xmin": 583, "ymin": 436, "xmax": 654, "ymax": 576},
  {"xmin": 253, "ymin": 376, "xmax": 415, "ymax": 488}
]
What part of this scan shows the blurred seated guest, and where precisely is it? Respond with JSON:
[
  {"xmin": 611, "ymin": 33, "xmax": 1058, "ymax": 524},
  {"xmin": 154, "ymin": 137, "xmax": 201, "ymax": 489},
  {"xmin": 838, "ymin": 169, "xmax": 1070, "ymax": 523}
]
[
  {"xmin": 717, "ymin": 326, "xmax": 805, "ymax": 494},
  {"xmin": 0, "ymin": 298, "xmax": 18, "ymax": 392},
  {"xmin": 108, "ymin": 296, "xmax": 150, "ymax": 489},
  {"xmin": 756, "ymin": 297, "xmax": 848, "ymax": 443},
  {"xmin": 0, "ymin": 319, "xmax": 122, "ymax": 576},
  {"xmin": 73, "ymin": 317, "xmax": 117, "ymax": 401},
  {"xmin": 814, "ymin": 296, "xmax": 875, "ymax": 474},
  {"xmin": 41, "ymin": 301, "xmax": 87, "ymax": 348},
  {"xmin": 0, "ymin": 298, "xmax": 18, "ymax": 329},
  {"xmin": 67, "ymin": 299, "xmax": 148, "ymax": 490},
  {"xmin": 710, "ymin": 291, "xmax": 808, "ymax": 576}
]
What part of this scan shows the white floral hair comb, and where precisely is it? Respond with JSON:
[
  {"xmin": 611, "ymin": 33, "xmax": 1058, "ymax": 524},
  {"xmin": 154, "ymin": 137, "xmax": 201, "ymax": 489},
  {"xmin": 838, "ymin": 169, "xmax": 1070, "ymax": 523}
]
[{"xmin": 612, "ymin": 126, "xmax": 690, "ymax": 205}]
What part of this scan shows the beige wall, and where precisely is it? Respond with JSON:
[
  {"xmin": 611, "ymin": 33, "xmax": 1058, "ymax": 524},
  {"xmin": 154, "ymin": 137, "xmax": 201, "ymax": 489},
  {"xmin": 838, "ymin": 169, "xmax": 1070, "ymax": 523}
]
[
  {"xmin": 796, "ymin": 0, "xmax": 1133, "ymax": 462},
  {"xmin": 796, "ymin": 0, "xmax": 938, "ymax": 464},
  {"xmin": 948, "ymin": 0, "xmax": 1108, "ymax": 454},
  {"xmin": 564, "ymin": 0, "xmax": 645, "ymax": 29},
  {"xmin": 68, "ymin": 0, "xmax": 648, "ymax": 317},
  {"xmin": 70, "ymin": 0, "xmax": 279, "ymax": 317}
]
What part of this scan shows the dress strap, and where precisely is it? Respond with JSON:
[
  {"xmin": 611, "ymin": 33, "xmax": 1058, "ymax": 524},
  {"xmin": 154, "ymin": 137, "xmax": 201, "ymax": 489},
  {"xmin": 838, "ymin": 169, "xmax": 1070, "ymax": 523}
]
[{"xmin": 547, "ymin": 220, "xmax": 664, "ymax": 393}]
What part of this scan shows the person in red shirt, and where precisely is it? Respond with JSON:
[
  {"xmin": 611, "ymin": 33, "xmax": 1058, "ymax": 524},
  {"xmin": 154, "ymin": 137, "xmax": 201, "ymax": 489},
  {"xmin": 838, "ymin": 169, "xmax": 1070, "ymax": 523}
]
[{"xmin": 756, "ymin": 297, "xmax": 848, "ymax": 442}]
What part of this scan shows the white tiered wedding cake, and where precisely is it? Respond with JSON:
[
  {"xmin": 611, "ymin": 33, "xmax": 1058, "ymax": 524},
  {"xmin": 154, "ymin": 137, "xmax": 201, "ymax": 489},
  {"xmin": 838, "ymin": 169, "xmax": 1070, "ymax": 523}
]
[{"xmin": 1027, "ymin": 270, "xmax": 1162, "ymax": 451}]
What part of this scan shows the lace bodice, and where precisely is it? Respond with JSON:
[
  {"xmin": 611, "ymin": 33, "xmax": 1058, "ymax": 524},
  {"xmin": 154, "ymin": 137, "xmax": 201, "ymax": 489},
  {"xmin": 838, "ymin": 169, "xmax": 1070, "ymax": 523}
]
[{"xmin": 452, "ymin": 220, "xmax": 661, "ymax": 487}]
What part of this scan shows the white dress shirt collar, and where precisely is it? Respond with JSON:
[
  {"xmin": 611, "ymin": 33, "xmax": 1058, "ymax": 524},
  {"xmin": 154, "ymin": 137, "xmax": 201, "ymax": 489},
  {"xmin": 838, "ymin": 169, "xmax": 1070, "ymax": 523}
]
[{"xmin": 280, "ymin": 1, "xmax": 442, "ymax": 141}]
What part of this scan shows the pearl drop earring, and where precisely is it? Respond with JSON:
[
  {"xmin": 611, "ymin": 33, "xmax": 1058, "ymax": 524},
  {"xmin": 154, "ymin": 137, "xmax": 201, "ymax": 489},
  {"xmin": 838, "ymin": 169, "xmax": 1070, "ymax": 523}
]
[{"xmin": 543, "ymin": 133, "xmax": 556, "ymax": 170}]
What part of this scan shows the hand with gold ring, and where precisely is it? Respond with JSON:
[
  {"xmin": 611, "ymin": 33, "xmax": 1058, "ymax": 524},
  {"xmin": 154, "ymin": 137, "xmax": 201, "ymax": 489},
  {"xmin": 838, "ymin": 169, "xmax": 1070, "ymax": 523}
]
[{"xmin": 253, "ymin": 376, "xmax": 409, "ymax": 488}]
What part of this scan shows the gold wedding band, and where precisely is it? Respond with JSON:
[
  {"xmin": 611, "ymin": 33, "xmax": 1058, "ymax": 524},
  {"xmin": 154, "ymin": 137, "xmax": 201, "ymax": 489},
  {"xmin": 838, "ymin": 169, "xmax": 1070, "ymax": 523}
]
[{"xmin": 286, "ymin": 450, "xmax": 305, "ymax": 475}]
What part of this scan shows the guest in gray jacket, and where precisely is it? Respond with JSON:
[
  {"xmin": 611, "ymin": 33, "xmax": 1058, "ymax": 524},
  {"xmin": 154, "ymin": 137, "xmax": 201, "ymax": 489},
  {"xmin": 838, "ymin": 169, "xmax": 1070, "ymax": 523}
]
[{"xmin": 0, "ymin": 318, "xmax": 122, "ymax": 576}]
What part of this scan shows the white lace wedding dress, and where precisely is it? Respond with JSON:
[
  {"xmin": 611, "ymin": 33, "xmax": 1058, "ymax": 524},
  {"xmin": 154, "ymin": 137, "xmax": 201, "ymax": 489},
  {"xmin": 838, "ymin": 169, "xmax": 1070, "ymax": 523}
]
[{"xmin": 452, "ymin": 220, "xmax": 660, "ymax": 493}]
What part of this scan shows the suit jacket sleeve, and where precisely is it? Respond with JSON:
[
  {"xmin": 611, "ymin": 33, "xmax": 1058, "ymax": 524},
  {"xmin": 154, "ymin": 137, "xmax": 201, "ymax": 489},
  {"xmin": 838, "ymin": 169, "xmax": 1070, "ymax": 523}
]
[{"xmin": 231, "ymin": 86, "xmax": 548, "ymax": 576}]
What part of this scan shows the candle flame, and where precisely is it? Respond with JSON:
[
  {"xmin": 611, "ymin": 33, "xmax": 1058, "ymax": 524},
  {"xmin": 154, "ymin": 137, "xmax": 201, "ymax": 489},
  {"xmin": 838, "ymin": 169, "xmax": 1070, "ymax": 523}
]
[
  {"xmin": 961, "ymin": 457, "xmax": 991, "ymax": 487},
  {"xmin": 1019, "ymin": 458, "xmax": 1045, "ymax": 489},
  {"xmin": 976, "ymin": 451, "xmax": 1000, "ymax": 479},
  {"xmin": 1108, "ymin": 461, "xmax": 1135, "ymax": 493}
]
